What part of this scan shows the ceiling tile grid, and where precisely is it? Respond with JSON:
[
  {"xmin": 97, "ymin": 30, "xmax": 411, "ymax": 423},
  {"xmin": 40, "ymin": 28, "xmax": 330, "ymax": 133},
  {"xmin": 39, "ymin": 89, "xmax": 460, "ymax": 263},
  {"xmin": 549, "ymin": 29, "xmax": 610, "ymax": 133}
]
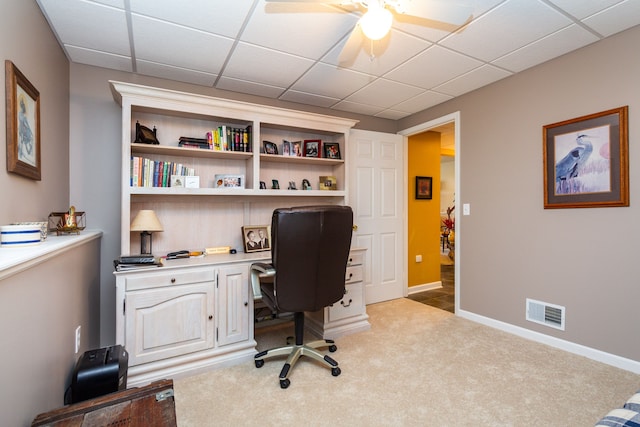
[{"xmin": 36, "ymin": 0, "xmax": 640, "ymax": 120}]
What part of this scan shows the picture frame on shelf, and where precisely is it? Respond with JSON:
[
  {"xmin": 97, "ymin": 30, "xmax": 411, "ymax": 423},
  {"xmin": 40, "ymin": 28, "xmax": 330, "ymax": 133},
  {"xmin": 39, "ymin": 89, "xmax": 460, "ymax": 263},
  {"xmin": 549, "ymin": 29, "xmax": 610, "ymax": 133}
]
[
  {"xmin": 415, "ymin": 176, "xmax": 433, "ymax": 200},
  {"xmin": 543, "ymin": 106, "xmax": 629, "ymax": 209},
  {"xmin": 242, "ymin": 225, "xmax": 271, "ymax": 253},
  {"xmin": 291, "ymin": 140, "xmax": 302, "ymax": 157},
  {"xmin": 319, "ymin": 175, "xmax": 337, "ymax": 190},
  {"xmin": 323, "ymin": 142, "xmax": 341, "ymax": 159},
  {"xmin": 5, "ymin": 60, "xmax": 41, "ymax": 180},
  {"xmin": 303, "ymin": 139, "xmax": 321, "ymax": 158},
  {"xmin": 282, "ymin": 140, "xmax": 291, "ymax": 156},
  {"xmin": 263, "ymin": 140, "xmax": 278, "ymax": 155},
  {"xmin": 214, "ymin": 174, "xmax": 244, "ymax": 188}
]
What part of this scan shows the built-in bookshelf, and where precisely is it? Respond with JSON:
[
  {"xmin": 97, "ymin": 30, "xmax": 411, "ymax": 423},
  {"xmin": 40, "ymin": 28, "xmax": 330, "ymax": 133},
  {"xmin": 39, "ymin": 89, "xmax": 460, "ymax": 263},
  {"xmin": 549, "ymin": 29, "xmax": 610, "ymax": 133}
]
[{"xmin": 110, "ymin": 81, "xmax": 357, "ymax": 255}]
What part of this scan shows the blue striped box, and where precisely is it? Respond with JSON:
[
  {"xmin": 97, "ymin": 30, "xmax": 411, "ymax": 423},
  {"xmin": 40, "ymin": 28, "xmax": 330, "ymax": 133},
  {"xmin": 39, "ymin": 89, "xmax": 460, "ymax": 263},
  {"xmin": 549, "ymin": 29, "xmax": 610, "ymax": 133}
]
[{"xmin": 0, "ymin": 224, "xmax": 42, "ymax": 247}]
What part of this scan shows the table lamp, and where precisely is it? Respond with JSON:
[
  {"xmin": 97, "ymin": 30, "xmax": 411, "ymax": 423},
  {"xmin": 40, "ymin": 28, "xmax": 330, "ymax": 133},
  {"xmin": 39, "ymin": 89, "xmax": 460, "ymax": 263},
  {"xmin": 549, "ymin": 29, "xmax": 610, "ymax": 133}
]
[{"xmin": 130, "ymin": 210, "xmax": 163, "ymax": 255}]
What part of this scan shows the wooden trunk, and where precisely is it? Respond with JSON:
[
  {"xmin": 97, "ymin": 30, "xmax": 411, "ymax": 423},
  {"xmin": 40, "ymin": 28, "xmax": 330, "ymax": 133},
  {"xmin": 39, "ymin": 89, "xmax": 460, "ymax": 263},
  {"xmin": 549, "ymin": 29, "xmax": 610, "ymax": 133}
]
[{"xmin": 31, "ymin": 379, "xmax": 176, "ymax": 427}]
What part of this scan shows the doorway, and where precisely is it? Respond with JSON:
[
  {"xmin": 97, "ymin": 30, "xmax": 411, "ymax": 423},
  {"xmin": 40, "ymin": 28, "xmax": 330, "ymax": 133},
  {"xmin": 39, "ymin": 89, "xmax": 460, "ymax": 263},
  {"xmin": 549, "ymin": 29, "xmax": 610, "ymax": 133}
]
[{"xmin": 399, "ymin": 112, "xmax": 460, "ymax": 314}]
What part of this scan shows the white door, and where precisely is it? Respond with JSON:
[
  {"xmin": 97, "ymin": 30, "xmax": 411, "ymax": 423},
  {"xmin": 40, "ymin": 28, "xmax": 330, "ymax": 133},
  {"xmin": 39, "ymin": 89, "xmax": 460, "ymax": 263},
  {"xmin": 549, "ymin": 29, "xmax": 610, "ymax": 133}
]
[{"xmin": 348, "ymin": 129, "xmax": 404, "ymax": 304}]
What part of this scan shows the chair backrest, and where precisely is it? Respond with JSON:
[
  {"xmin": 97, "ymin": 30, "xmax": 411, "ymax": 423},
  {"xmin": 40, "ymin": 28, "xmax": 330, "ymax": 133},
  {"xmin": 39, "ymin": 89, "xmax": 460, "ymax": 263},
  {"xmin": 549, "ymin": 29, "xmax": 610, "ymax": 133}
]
[{"xmin": 270, "ymin": 205, "xmax": 353, "ymax": 313}]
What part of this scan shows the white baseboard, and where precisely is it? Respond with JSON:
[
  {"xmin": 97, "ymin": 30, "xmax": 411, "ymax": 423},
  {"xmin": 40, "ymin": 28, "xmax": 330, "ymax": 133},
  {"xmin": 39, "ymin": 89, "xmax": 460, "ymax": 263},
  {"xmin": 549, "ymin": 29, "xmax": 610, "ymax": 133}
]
[
  {"xmin": 408, "ymin": 281, "xmax": 442, "ymax": 294},
  {"xmin": 458, "ymin": 309, "xmax": 640, "ymax": 374}
]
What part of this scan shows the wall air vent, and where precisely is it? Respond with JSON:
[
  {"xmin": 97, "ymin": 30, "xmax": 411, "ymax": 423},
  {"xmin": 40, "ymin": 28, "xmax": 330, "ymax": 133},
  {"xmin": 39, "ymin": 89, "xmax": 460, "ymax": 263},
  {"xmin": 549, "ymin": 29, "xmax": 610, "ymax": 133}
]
[{"xmin": 526, "ymin": 298, "xmax": 565, "ymax": 331}]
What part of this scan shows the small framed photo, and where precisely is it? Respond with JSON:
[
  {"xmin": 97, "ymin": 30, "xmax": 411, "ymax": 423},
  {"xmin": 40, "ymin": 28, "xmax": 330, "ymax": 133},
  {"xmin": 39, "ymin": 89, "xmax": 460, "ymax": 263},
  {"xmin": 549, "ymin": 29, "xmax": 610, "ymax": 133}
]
[
  {"xmin": 291, "ymin": 140, "xmax": 303, "ymax": 157},
  {"xmin": 242, "ymin": 225, "xmax": 271, "ymax": 253},
  {"xmin": 543, "ymin": 106, "xmax": 629, "ymax": 208},
  {"xmin": 263, "ymin": 140, "xmax": 278, "ymax": 155},
  {"xmin": 303, "ymin": 139, "xmax": 321, "ymax": 158},
  {"xmin": 214, "ymin": 174, "xmax": 244, "ymax": 188},
  {"xmin": 415, "ymin": 176, "xmax": 432, "ymax": 200},
  {"xmin": 282, "ymin": 140, "xmax": 291, "ymax": 156},
  {"xmin": 5, "ymin": 60, "xmax": 41, "ymax": 180},
  {"xmin": 319, "ymin": 175, "xmax": 337, "ymax": 191},
  {"xmin": 323, "ymin": 142, "xmax": 341, "ymax": 159}
]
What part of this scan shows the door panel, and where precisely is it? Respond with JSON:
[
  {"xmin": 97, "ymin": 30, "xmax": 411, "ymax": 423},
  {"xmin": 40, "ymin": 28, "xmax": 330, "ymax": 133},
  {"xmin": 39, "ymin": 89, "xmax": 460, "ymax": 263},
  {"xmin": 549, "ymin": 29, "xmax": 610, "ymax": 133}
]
[{"xmin": 349, "ymin": 130, "xmax": 404, "ymax": 304}]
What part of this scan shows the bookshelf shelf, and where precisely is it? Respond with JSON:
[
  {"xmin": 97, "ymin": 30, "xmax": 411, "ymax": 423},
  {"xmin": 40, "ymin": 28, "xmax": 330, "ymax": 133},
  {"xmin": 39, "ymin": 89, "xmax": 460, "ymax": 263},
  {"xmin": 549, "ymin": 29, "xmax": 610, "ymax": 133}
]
[
  {"xmin": 131, "ymin": 143, "xmax": 253, "ymax": 160},
  {"xmin": 259, "ymin": 153, "xmax": 343, "ymax": 166}
]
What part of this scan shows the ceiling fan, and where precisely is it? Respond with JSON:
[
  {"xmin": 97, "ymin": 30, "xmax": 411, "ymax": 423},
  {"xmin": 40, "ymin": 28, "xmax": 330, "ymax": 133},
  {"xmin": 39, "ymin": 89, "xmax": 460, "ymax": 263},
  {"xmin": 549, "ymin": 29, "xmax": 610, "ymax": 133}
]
[{"xmin": 265, "ymin": 0, "xmax": 473, "ymax": 63}]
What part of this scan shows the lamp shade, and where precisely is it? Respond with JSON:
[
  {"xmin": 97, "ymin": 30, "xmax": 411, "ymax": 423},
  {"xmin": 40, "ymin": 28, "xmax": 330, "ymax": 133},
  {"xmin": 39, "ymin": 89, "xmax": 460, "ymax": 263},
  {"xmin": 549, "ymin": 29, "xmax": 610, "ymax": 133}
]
[{"xmin": 130, "ymin": 210, "xmax": 163, "ymax": 232}]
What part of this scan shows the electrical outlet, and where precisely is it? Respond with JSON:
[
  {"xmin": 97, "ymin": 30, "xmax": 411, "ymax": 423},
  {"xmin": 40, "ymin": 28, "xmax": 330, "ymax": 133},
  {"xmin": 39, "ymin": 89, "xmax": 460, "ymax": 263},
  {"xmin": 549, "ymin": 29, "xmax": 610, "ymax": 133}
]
[
  {"xmin": 75, "ymin": 326, "xmax": 81, "ymax": 354},
  {"xmin": 415, "ymin": 255, "xmax": 422, "ymax": 263}
]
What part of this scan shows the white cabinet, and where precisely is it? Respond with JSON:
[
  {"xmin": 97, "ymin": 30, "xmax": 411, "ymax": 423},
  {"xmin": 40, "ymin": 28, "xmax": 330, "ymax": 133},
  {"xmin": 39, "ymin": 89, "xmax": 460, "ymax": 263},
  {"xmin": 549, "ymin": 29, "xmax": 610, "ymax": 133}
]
[
  {"xmin": 115, "ymin": 257, "xmax": 260, "ymax": 386},
  {"xmin": 306, "ymin": 248, "xmax": 370, "ymax": 339}
]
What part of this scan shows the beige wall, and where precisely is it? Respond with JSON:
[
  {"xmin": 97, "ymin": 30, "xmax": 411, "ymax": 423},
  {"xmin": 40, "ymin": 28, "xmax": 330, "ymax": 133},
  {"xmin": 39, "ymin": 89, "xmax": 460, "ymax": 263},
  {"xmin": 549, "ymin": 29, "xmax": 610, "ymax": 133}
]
[
  {"xmin": 0, "ymin": 0, "xmax": 69, "ymax": 223},
  {"xmin": 400, "ymin": 25, "xmax": 640, "ymax": 362}
]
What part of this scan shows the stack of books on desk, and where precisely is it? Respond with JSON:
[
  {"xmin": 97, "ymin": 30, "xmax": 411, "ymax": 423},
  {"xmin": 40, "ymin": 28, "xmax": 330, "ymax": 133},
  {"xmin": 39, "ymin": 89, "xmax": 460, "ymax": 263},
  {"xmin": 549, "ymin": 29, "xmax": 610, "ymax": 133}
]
[{"xmin": 113, "ymin": 255, "xmax": 162, "ymax": 271}]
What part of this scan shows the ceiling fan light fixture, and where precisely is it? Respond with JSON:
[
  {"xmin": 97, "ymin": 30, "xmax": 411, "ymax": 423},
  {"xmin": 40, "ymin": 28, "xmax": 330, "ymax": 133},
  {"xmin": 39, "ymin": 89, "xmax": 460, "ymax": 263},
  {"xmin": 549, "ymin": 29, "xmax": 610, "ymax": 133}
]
[{"xmin": 360, "ymin": 6, "xmax": 393, "ymax": 40}]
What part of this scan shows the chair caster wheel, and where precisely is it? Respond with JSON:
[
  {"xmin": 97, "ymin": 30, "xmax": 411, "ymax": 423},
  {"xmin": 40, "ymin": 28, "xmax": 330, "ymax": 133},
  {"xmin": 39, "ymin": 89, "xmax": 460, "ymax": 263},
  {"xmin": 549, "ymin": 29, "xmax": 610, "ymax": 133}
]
[
  {"xmin": 328, "ymin": 345, "xmax": 337, "ymax": 352},
  {"xmin": 280, "ymin": 379, "xmax": 290, "ymax": 389},
  {"xmin": 255, "ymin": 359, "xmax": 264, "ymax": 368},
  {"xmin": 331, "ymin": 367, "xmax": 341, "ymax": 377}
]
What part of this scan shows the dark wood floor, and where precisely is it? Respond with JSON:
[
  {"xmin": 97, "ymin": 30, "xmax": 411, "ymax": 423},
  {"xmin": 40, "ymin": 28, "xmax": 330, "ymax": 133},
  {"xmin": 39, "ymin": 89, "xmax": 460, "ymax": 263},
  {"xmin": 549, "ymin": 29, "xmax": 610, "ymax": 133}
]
[{"xmin": 407, "ymin": 264, "xmax": 455, "ymax": 313}]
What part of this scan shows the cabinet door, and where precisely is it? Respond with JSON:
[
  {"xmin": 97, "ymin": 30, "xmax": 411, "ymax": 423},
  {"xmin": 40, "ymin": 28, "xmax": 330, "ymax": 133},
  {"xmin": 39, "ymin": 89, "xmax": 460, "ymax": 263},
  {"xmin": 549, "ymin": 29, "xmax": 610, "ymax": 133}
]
[
  {"xmin": 125, "ymin": 282, "xmax": 214, "ymax": 366},
  {"xmin": 217, "ymin": 264, "xmax": 250, "ymax": 346}
]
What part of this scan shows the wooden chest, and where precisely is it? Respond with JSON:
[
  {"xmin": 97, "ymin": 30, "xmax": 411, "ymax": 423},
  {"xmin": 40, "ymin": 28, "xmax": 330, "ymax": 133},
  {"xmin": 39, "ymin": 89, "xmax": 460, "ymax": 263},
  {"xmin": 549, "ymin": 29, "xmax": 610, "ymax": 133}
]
[{"xmin": 31, "ymin": 379, "xmax": 176, "ymax": 427}]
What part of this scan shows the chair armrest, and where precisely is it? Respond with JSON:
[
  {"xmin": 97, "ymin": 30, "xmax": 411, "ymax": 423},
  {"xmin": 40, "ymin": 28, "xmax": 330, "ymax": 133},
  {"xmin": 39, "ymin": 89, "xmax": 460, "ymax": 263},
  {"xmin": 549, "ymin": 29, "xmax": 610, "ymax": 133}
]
[{"xmin": 250, "ymin": 262, "xmax": 275, "ymax": 300}]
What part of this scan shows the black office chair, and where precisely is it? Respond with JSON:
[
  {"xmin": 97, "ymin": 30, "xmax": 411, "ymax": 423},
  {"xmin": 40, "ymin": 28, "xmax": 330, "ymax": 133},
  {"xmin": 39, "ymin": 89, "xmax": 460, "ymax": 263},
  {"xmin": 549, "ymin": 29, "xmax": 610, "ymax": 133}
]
[{"xmin": 250, "ymin": 205, "xmax": 353, "ymax": 389}]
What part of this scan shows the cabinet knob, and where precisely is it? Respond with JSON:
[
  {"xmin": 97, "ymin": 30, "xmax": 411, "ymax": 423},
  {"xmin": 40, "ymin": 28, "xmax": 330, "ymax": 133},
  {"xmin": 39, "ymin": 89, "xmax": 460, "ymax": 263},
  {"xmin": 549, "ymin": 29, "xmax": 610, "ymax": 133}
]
[
  {"xmin": 208, "ymin": 315, "xmax": 213, "ymax": 320},
  {"xmin": 244, "ymin": 302, "xmax": 248, "ymax": 306},
  {"xmin": 171, "ymin": 278, "xmax": 176, "ymax": 284},
  {"xmin": 352, "ymin": 224, "xmax": 358, "ymax": 231}
]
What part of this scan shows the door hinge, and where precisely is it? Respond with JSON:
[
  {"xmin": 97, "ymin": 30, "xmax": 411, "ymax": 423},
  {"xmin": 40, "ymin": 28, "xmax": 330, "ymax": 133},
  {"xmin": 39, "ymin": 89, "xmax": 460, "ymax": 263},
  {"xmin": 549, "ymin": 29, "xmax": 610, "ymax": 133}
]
[{"xmin": 123, "ymin": 299, "xmax": 126, "ymax": 315}]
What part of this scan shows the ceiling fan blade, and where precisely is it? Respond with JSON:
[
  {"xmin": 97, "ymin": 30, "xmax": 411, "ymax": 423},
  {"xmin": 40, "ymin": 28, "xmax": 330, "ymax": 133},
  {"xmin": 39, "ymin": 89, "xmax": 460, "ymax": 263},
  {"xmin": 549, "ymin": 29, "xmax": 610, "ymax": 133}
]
[
  {"xmin": 399, "ymin": 0, "xmax": 473, "ymax": 25},
  {"xmin": 338, "ymin": 23, "xmax": 364, "ymax": 66}
]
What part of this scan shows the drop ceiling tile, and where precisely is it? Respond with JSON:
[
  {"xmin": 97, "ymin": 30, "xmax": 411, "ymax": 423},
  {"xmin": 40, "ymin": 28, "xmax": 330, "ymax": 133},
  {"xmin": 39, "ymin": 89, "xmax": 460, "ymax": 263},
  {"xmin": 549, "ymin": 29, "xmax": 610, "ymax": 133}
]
[
  {"xmin": 92, "ymin": 0, "xmax": 124, "ymax": 8},
  {"xmin": 65, "ymin": 45, "xmax": 132, "ymax": 72},
  {"xmin": 386, "ymin": 45, "xmax": 482, "ymax": 89},
  {"xmin": 279, "ymin": 90, "xmax": 340, "ymax": 108},
  {"xmin": 547, "ymin": 0, "xmax": 625, "ymax": 19},
  {"xmin": 440, "ymin": 0, "xmax": 572, "ymax": 62},
  {"xmin": 375, "ymin": 109, "xmax": 412, "ymax": 120},
  {"xmin": 223, "ymin": 42, "xmax": 315, "ymax": 88},
  {"xmin": 131, "ymin": 14, "xmax": 234, "ymax": 74},
  {"xmin": 345, "ymin": 78, "xmax": 423, "ymax": 109},
  {"xmin": 129, "ymin": 0, "xmax": 254, "ymax": 38},
  {"xmin": 583, "ymin": 1, "xmax": 640, "ymax": 37},
  {"xmin": 493, "ymin": 24, "xmax": 599, "ymax": 72},
  {"xmin": 37, "ymin": 0, "xmax": 130, "ymax": 55},
  {"xmin": 392, "ymin": 91, "xmax": 453, "ymax": 113},
  {"xmin": 323, "ymin": 29, "xmax": 431, "ymax": 76},
  {"xmin": 242, "ymin": 1, "xmax": 358, "ymax": 58},
  {"xmin": 291, "ymin": 62, "xmax": 374, "ymax": 99},
  {"xmin": 216, "ymin": 76, "xmax": 285, "ymax": 99},
  {"xmin": 137, "ymin": 60, "xmax": 217, "ymax": 86},
  {"xmin": 331, "ymin": 100, "xmax": 386, "ymax": 116},
  {"xmin": 435, "ymin": 65, "xmax": 512, "ymax": 97}
]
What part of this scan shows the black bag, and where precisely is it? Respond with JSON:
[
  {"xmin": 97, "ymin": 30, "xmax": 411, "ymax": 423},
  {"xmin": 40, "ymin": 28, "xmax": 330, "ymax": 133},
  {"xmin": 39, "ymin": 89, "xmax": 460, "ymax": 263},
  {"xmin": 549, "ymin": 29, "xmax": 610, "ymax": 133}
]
[{"xmin": 134, "ymin": 121, "xmax": 159, "ymax": 144}]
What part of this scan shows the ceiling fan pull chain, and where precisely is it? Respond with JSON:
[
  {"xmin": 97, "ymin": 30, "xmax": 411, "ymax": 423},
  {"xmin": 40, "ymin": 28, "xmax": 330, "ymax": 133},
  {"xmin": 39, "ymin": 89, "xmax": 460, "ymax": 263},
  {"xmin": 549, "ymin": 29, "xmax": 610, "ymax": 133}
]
[{"xmin": 369, "ymin": 39, "xmax": 376, "ymax": 61}]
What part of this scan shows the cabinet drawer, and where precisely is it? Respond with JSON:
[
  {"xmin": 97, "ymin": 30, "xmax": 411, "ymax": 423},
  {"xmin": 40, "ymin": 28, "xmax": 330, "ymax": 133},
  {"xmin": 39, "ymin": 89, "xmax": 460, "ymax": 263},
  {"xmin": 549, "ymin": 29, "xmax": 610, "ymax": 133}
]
[
  {"xmin": 345, "ymin": 265, "xmax": 363, "ymax": 284},
  {"xmin": 124, "ymin": 268, "xmax": 215, "ymax": 291},
  {"xmin": 328, "ymin": 282, "xmax": 364, "ymax": 322},
  {"xmin": 347, "ymin": 251, "xmax": 364, "ymax": 267}
]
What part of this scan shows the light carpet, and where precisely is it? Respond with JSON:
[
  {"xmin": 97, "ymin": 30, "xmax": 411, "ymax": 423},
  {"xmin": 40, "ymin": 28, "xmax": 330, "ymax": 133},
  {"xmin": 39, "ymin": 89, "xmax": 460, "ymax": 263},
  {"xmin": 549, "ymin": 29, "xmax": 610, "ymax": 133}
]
[{"xmin": 174, "ymin": 299, "xmax": 639, "ymax": 426}]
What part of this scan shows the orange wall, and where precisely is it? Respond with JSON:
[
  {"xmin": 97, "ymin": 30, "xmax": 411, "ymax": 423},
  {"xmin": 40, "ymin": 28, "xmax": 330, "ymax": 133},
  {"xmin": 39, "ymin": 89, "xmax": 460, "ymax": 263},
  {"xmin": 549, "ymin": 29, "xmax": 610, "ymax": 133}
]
[{"xmin": 407, "ymin": 131, "xmax": 442, "ymax": 287}]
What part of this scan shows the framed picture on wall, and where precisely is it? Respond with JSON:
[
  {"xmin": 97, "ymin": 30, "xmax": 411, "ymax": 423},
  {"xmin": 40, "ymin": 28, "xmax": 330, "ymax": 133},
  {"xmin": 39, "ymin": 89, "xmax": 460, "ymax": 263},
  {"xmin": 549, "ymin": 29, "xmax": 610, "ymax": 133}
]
[
  {"xmin": 543, "ymin": 106, "xmax": 629, "ymax": 209},
  {"xmin": 5, "ymin": 60, "xmax": 41, "ymax": 180},
  {"xmin": 415, "ymin": 176, "xmax": 432, "ymax": 200}
]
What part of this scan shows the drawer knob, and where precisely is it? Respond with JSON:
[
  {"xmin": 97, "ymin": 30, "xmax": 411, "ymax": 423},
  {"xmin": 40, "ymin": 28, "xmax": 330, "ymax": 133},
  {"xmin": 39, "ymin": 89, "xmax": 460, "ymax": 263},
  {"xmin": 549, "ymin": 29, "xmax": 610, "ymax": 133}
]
[
  {"xmin": 244, "ymin": 302, "xmax": 248, "ymax": 306},
  {"xmin": 208, "ymin": 315, "xmax": 213, "ymax": 320},
  {"xmin": 170, "ymin": 278, "xmax": 176, "ymax": 284}
]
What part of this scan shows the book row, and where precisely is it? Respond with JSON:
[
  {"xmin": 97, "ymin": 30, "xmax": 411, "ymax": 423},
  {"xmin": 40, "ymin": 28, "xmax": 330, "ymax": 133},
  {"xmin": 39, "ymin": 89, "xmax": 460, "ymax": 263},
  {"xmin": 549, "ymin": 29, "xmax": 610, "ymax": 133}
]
[
  {"xmin": 203, "ymin": 125, "xmax": 252, "ymax": 152},
  {"xmin": 130, "ymin": 156, "xmax": 196, "ymax": 188}
]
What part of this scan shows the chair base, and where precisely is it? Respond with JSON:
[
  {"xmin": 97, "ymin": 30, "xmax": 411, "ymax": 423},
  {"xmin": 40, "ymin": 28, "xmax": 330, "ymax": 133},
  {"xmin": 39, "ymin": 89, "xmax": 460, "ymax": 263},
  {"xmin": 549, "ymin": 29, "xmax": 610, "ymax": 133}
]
[{"xmin": 254, "ymin": 313, "xmax": 341, "ymax": 388}]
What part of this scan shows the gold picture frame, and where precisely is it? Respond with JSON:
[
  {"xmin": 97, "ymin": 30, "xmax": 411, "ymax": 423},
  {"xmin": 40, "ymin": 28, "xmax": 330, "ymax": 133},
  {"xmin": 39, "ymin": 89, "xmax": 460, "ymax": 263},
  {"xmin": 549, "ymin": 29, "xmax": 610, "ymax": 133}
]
[
  {"xmin": 5, "ymin": 60, "xmax": 41, "ymax": 180},
  {"xmin": 543, "ymin": 106, "xmax": 628, "ymax": 209}
]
